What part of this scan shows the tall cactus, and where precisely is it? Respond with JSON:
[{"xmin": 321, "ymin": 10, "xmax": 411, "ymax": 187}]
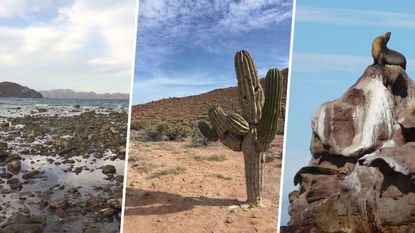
[{"xmin": 198, "ymin": 50, "xmax": 283, "ymax": 206}]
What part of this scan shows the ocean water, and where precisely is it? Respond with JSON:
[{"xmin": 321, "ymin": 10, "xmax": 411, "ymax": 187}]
[
  {"xmin": 0, "ymin": 97, "xmax": 129, "ymax": 117},
  {"xmin": 0, "ymin": 97, "xmax": 129, "ymax": 107}
]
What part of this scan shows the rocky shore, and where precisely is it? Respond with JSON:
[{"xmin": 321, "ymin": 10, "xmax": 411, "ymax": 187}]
[{"xmin": 0, "ymin": 106, "xmax": 127, "ymax": 233}]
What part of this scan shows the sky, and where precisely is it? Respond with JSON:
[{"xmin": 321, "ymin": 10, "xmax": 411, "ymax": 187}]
[
  {"xmin": 280, "ymin": 0, "xmax": 415, "ymax": 225},
  {"xmin": 133, "ymin": 0, "xmax": 293, "ymax": 104},
  {"xmin": 0, "ymin": 0, "xmax": 136, "ymax": 93}
]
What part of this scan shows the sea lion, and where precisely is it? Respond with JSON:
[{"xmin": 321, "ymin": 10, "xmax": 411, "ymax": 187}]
[{"xmin": 372, "ymin": 32, "xmax": 407, "ymax": 70}]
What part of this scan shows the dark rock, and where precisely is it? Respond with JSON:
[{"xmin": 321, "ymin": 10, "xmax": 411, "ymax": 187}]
[
  {"xmin": 100, "ymin": 208, "xmax": 115, "ymax": 217},
  {"xmin": 86, "ymin": 197, "xmax": 106, "ymax": 208},
  {"xmin": 107, "ymin": 198, "xmax": 122, "ymax": 210},
  {"xmin": 7, "ymin": 178, "xmax": 22, "ymax": 190},
  {"xmin": 0, "ymin": 212, "xmax": 45, "ymax": 233},
  {"xmin": 102, "ymin": 165, "xmax": 116, "ymax": 175},
  {"xmin": 22, "ymin": 170, "xmax": 41, "ymax": 180},
  {"xmin": 0, "ymin": 172, "xmax": 13, "ymax": 179}
]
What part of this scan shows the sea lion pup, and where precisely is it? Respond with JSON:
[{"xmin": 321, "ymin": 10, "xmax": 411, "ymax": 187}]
[{"xmin": 372, "ymin": 32, "xmax": 407, "ymax": 69}]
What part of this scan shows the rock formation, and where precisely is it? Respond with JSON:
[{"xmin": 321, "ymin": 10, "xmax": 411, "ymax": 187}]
[
  {"xmin": 0, "ymin": 82, "xmax": 43, "ymax": 98},
  {"xmin": 283, "ymin": 64, "xmax": 415, "ymax": 233}
]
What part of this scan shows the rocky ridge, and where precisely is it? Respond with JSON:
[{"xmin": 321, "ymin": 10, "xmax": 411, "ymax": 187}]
[
  {"xmin": 283, "ymin": 65, "xmax": 415, "ymax": 233},
  {"xmin": 0, "ymin": 82, "xmax": 42, "ymax": 98}
]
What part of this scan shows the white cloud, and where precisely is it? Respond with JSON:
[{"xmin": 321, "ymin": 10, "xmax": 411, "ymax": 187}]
[
  {"xmin": 0, "ymin": 0, "xmax": 136, "ymax": 93},
  {"xmin": 297, "ymin": 6, "xmax": 415, "ymax": 29},
  {"xmin": 136, "ymin": 0, "xmax": 292, "ymax": 72}
]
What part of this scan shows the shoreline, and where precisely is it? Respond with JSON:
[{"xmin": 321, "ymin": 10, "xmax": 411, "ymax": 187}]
[{"xmin": 0, "ymin": 106, "xmax": 127, "ymax": 232}]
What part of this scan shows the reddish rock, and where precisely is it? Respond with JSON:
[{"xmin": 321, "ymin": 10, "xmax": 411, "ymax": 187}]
[{"xmin": 284, "ymin": 65, "xmax": 415, "ymax": 233}]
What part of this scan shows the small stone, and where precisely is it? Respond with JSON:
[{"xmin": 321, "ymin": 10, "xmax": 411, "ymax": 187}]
[
  {"xmin": 49, "ymin": 199, "xmax": 68, "ymax": 209},
  {"xmin": 100, "ymin": 207, "xmax": 115, "ymax": 217},
  {"xmin": 102, "ymin": 165, "xmax": 116, "ymax": 175}
]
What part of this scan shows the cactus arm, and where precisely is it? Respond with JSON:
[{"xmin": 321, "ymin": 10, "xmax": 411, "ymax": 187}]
[
  {"xmin": 225, "ymin": 112, "xmax": 249, "ymax": 135},
  {"xmin": 198, "ymin": 120, "xmax": 219, "ymax": 141},
  {"xmin": 235, "ymin": 50, "xmax": 264, "ymax": 124},
  {"xmin": 257, "ymin": 68, "xmax": 283, "ymax": 151},
  {"xmin": 208, "ymin": 105, "xmax": 228, "ymax": 138},
  {"xmin": 208, "ymin": 105, "xmax": 242, "ymax": 151}
]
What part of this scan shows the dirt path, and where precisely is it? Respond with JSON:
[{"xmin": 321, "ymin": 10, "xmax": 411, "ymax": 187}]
[{"xmin": 123, "ymin": 135, "xmax": 283, "ymax": 233}]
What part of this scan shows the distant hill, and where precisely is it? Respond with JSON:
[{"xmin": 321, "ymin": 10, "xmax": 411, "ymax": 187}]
[
  {"xmin": 40, "ymin": 89, "xmax": 129, "ymax": 99},
  {"xmin": 0, "ymin": 82, "xmax": 43, "ymax": 98},
  {"xmin": 131, "ymin": 68, "xmax": 288, "ymax": 129}
]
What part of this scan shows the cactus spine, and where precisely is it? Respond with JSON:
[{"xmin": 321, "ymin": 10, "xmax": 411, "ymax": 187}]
[{"xmin": 198, "ymin": 50, "xmax": 283, "ymax": 206}]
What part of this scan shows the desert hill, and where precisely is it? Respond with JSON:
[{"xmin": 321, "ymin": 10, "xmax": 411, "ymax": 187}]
[
  {"xmin": 131, "ymin": 68, "xmax": 288, "ymax": 129},
  {"xmin": 0, "ymin": 82, "xmax": 43, "ymax": 98}
]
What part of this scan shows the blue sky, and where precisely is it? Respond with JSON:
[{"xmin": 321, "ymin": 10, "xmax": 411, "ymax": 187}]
[
  {"xmin": 133, "ymin": 0, "xmax": 293, "ymax": 104},
  {"xmin": 280, "ymin": 0, "xmax": 415, "ymax": 225},
  {"xmin": 0, "ymin": 0, "xmax": 135, "ymax": 93}
]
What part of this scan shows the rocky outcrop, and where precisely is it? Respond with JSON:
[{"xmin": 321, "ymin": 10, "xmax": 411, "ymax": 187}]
[
  {"xmin": 283, "ymin": 65, "xmax": 415, "ymax": 233},
  {"xmin": 0, "ymin": 82, "xmax": 43, "ymax": 98}
]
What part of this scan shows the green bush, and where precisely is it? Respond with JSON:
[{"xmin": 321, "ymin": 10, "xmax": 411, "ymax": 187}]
[
  {"xmin": 144, "ymin": 123, "xmax": 170, "ymax": 141},
  {"xmin": 190, "ymin": 127, "xmax": 209, "ymax": 147},
  {"xmin": 130, "ymin": 121, "xmax": 147, "ymax": 131},
  {"xmin": 166, "ymin": 125, "xmax": 189, "ymax": 141}
]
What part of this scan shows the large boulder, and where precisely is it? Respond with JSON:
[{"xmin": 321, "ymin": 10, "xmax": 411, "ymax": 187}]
[{"xmin": 284, "ymin": 65, "xmax": 415, "ymax": 233}]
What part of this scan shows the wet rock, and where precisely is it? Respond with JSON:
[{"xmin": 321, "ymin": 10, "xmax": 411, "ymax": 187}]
[
  {"xmin": 108, "ymin": 198, "xmax": 122, "ymax": 210},
  {"xmin": 7, "ymin": 178, "xmax": 22, "ymax": 190},
  {"xmin": 54, "ymin": 208, "xmax": 67, "ymax": 218},
  {"xmin": 48, "ymin": 198, "xmax": 68, "ymax": 209},
  {"xmin": 102, "ymin": 165, "xmax": 116, "ymax": 175},
  {"xmin": 0, "ymin": 172, "xmax": 13, "ymax": 179},
  {"xmin": 73, "ymin": 166, "xmax": 83, "ymax": 174},
  {"xmin": 86, "ymin": 197, "xmax": 106, "ymax": 208},
  {"xmin": 0, "ymin": 212, "xmax": 45, "ymax": 233},
  {"xmin": 100, "ymin": 208, "xmax": 115, "ymax": 217},
  {"xmin": 36, "ymin": 107, "xmax": 47, "ymax": 113},
  {"xmin": 7, "ymin": 160, "xmax": 21, "ymax": 173},
  {"xmin": 68, "ymin": 187, "xmax": 79, "ymax": 194},
  {"xmin": 0, "ymin": 142, "xmax": 7, "ymax": 151},
  {"xmin": 22, "ymin": 170, "xmax": 41, "ymax": 180}
]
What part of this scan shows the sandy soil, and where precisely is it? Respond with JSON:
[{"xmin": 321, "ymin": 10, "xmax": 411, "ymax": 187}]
[{"xmin": 123, "ymin": 135, "xmax": 283, "ymax": 233}]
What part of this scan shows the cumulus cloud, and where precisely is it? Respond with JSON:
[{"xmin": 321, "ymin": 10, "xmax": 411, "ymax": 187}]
[
  {"xmin": 0, "ymin": 0, "xmax": 136, "ymax": 93},
  {"xmin": 136, "ymin": 0, "xmax": 292, "ymax": 71}
]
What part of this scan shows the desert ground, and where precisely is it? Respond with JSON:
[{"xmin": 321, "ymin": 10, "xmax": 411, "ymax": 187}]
[{"xmin": 123, "ymin": 133, "xmax": 283, "ymax": 233}]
